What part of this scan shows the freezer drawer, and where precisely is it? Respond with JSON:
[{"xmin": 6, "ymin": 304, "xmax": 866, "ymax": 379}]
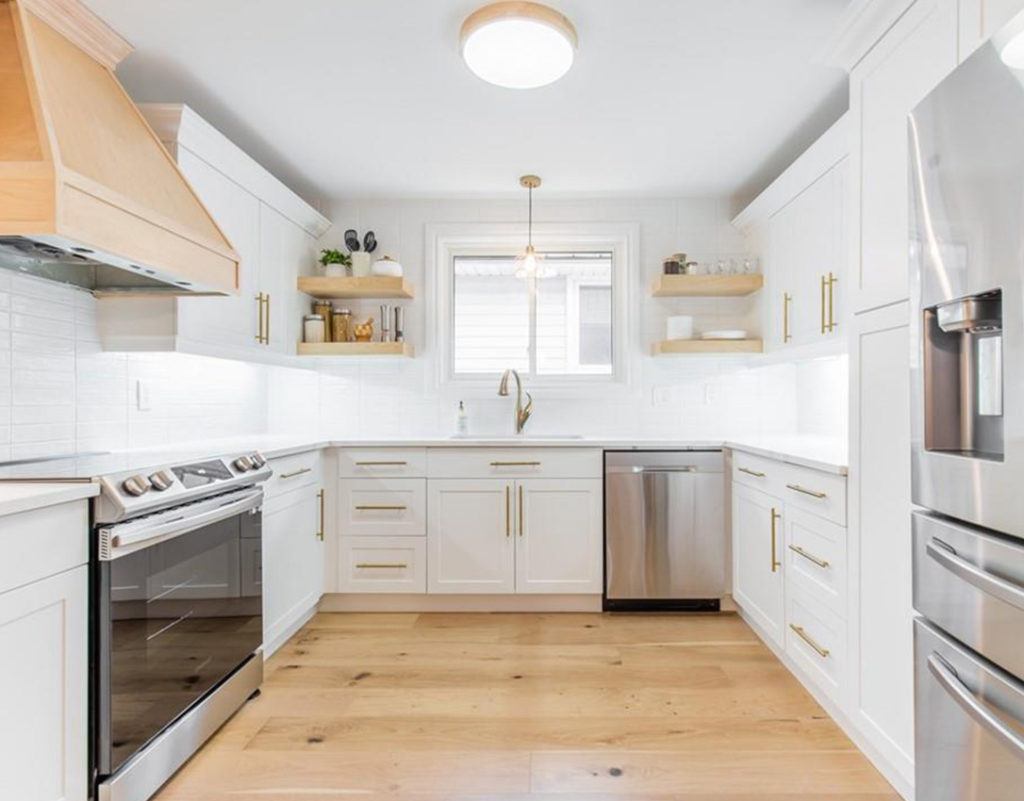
[
  {"xmin": 913, "ymin": 510, "xmax": 1024, "ymax": 680},
  {"xmin": 604, "ymin": 450, "xmax": 724, "ymax": 605},
  {"xmin": 915, "ymin": 619, "xmax": 1024, "ymax": 801}
]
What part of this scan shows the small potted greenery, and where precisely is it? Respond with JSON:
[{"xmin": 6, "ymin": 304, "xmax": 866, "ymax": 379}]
[{"xmin": 319, "ymin": 248, "xmax": 351, "ymax": 277}]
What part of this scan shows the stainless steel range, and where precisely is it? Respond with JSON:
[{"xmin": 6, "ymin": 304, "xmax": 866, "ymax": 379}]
[
  {"xmin": 909, "ymin": 12, "xmax": 1024, "ymax": 799},
  {"xmin": 1, "ymin": 448, "xmax": 272, "ymax": 801}
]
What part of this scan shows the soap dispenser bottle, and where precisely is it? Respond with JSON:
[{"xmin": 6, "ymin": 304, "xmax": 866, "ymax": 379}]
[{"xmin": 456, "ymin": 401, "xmax": 469, "ymax": 436}]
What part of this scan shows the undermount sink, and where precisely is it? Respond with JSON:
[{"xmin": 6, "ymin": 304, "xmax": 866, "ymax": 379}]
[{"xmin": 449, "ymin": 434, "xmax": 584, "ymax": 440}]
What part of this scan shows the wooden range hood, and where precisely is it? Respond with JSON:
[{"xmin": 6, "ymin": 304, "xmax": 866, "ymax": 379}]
[{"xmin": 0, "ymin": 0, "xmax": 239, "ymax": 295}]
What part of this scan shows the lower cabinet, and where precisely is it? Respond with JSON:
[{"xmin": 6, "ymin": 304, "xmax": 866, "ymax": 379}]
[
  {"xmin": 263, "ymin": 483, "xmax": 324, "ymax": 655},
  {"xmin": 732, "ymin": 483, "xmax": 785, "ymax": 645},
  {"xmin": 338, "ymin": 536, "xmax": 427, "ymax": 593},
  {"xmin": 0, "ymin": 565, "xmax": 88, "ymax": 801}
]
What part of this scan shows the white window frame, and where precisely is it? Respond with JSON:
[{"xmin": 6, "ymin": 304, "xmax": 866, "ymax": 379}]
[{"xmin": 427, "ymin": 222, "xmax": 636, "ymax": 396}]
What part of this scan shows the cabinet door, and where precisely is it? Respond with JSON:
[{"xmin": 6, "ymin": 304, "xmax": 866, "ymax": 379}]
[
  {"xmin": 767, "ymin": 199, "xmax": 798, "ymax": 350},
  {"xmin": 262, "ymin": 488, "xmax": 322, "ymax": 654},
  {"xmin": 732, "ymin": 484, "xmax": 785, "ymax": 646},
  {"xmin": 0, "ymin": 566, "xmax": 87, "ymax": 801},
  {"xmin": 796, "ymin": 163, "xmax": 847, "ymax": 342},
  {"xmin": 960, "ymin": 0, "xmax": 1024, "ymax": 56},
  {"xmin": 850, "ymin": 0, "xmax": 958, "ymax": 312},
  {"xmin": 428, "ymin": 479, "xmax": 515, "ymax": 594},
  {"xmin": 259, "ymin": 204, "xmax": 313, "ymax": 354},
  {"xmin": 175, "ymin": 147, "xmax": 262, "ymax": 350},
  {"xmin": 515, "ymin": 479, "xmax": 602, "ymax": 594}
]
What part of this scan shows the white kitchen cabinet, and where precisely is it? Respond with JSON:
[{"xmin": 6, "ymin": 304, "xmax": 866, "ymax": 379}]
[
  {"xmin": 262, "ymin": 483, "xmax": 324, "ymax": 655},
  {"xmin": 731, "ymin": 483, "xmax": 785, "ymax": 646},
  {"xmin": 259, "ymin": 202, "xmax": 317, "ymax": 354},
  {"xmin": 849, "ymin": 0, "xmax": 958, "ymax": 312},
  {"xmin": 338, "ymin": 536, "xmax": 427, "ymax": 593},
  {"xmin": 515, "ymin": 479, "xmax": 603, "ymax": 594},
  {"xmin": 959, "ymin": 0, "xmax": 1024, "ymax": 55},
  {"xmin": 427, "ymin": 479, "xmax": 516, "ymax": 594},
  {"xmin": 0, "ymin": 565, "xmax": 87, "ymax": 801},
  {"xmin": 338, "ymin": 478, "xmax": 426, "ymax": 537}
]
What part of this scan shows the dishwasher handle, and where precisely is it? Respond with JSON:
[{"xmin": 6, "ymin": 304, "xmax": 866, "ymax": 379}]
[{"xmin": 605, "ymin": 465, "xmax": 714, "ymax": 474}]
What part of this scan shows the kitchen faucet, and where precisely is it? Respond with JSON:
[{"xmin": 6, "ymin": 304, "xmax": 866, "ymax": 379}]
[{"xmin": 498, "ymin": 369, "xmax": 533, "ymax": 434}]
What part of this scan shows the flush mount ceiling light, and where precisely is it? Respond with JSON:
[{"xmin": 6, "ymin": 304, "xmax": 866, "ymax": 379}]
[
  {"xmin": 997, "ymin": 12, "xmax": 1024, "ymax": 68},
  {"xmin": 460, "ymin": 2, "xmax": 578, "ymax": 89}
]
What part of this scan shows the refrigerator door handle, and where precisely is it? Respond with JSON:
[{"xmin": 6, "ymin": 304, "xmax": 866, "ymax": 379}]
[
  {"xmin": 927, "ymin": 538, "xmax": 1024, "ymax": 612},
  {"xmin": 927, "ymin": 652, "xmax": 1024, "ymax": 762}
]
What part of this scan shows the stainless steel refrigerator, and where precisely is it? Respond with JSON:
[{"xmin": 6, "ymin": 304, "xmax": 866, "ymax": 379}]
[{"xmin": 910, "ymin": 12, "xmax": 1024, "ymax": 799}]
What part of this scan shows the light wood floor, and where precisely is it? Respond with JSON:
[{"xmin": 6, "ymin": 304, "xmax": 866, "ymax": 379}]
[{"xmin": 155, "ymin": 612, "xmax": 900, "ymax": 800}]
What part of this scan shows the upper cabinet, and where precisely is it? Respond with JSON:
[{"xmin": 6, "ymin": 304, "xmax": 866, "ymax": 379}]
[
  {"xmin": 959, "ymin": 0, "xmax": 1024, "ymax": 55},
  {"xmin": 733, "ymin": 115, "xmax": 849, "ymax": 353},
  {"xmin": 96, "ymin": 104, "xmax": 330, "ymax": 363},
  {"xmin": 849, "ymin": 0, "xmax": 958, "ymax": 313}
]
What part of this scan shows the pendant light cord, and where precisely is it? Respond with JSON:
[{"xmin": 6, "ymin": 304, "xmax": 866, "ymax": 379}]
[{"xmin": 528, "ymin": 185, "xmax": 533, "ymax": 249}]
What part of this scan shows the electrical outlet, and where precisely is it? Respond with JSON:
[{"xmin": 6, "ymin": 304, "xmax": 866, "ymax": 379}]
[
  {"xmin": 704, "ymin": 382, "xmax": 719, "ymax": 405},
  {"xmin": 136, "ymin": 379, "xmax": 151, "ymax": 411},
  {"xmin": 652, "ymin": 386, "xmax": 673, "ymax": 406}
]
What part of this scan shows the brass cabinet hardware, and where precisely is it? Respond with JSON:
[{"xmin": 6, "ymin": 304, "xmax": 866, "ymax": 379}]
[
  {"xmin": 356, "ymin": 563, "xmax": 408, "ymax": 569},
  {"xmin": 518, "ymin": 484, "xmax": 524, "ymax": 537},
  {"xmin": 316, "ymin": 489, "xmax": 325, "ymax": 541},
  {"xmin": 279, "ymin": 467, "xmax": 312, "ymax": 479},
  {"xmin": 790, "ymin": 624, "xmax": 830, "ymax": 658},
  {"xmin": 827, "ymin": 272, "xmax": 838, "ymax": 332},
  {"xmin": 490, "ymin": 461, "xmax": 542, "ymax": 467},
  {"xmin": 738, "ymin": 466, "xmax": 766, "ymax": 478},
  {"xmin": 505, "ymin": 484, "xmax": 511, "ymax": 537},
  {"xmin": 820, "ymin": 275, "xmax": 827, "ymax": 334},
  {"xmin": 786, "ymin": 483, "xmax": 827, "ymax": 499},
  {"xmin": 255, "ymin": 293, "xmax": 267, "ymax": 344},
  {"xmin": 783, "ymin": 292, "xmax": 792, "ymax": 343},
  {"xmin": 264, "ymin": 293, "xmax": 271, "ymax": 343},
  {"xmin": 788, "ymin": 544, "xmax": 829, "ymax": 568},
  {"xmin": 355, "ymin": 461, "xmax": 408, "ymax": 466},
  {"xmin": 354, "ymin": 504, "xmax": 407, "ymax": 511},
  {"xmin": 770, "ymin": 507, "xmax": 782, "ymax": 573}
]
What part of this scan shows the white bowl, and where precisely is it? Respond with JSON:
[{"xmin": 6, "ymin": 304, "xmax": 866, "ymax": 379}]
[
  {"xmin": 701, "ymin": 329, "xmax": 748, "ymax": 340},
  {"xmin": 371, "ymin": 256, "xmax": 403, "ymax": 277}
]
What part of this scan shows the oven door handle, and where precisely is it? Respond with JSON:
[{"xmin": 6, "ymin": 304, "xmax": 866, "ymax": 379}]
[{"xmin": 99, "ymin": 489, "xmax": 263, "ymax": 560}]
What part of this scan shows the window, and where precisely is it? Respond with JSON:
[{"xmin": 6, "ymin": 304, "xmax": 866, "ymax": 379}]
[{"xmin": 452, "ymin": 251, "xmax": 614, "ymax": 378}]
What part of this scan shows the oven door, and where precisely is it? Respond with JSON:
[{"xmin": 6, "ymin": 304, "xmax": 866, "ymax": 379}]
[{"xmin": 95, "ymin": 488, "xmax": 263, "ymax": 778}]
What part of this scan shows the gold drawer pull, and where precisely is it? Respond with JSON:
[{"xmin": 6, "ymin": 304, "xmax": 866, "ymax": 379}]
[
  {"xmin": 788, "ymin": 544, "xmax": 830, "ymax": 568},
  {"xmin": 354, "ymin": 505, "xmax": 407, "ymax": 511},
  {"xmin": 738, "ymin": 466, "xmax": 766, "ymax": 478},
  {"xmin": 505, "ymin": 484, "xmax": 511, "ymax": 537},
  {"xmin": 279, "ymin": 467, "xmax": 312, "ymax": 479},
  {"xmin": 356, "ymin": 562, "xmax": 408, "ymax": 569},
  {"xmin": 790, "ymin": 624, "xmax": 830, "ymax": 658},
  {"xmin": 770, "ymin": 507, "xmax": 781, "ymax": 573},
  {"xmin": 355, "ymin": 461, "xmax": 408, "ymax": 466},
  {"xmin": 786, "ymin": 483, "xmax": 827, "ymax": 499},
  {"xmin": 490, "ymin": 461, "xmax": 541, "ymax": 467}
]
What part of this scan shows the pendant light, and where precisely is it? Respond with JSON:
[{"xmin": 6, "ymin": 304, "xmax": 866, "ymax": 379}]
[
  {"xmin": 460, "ymin": 2, "xmax": 578, "ymax": 89},
  {"xmin": 515, "ymin": 175, "xmax": 547, "ymax": 282}
]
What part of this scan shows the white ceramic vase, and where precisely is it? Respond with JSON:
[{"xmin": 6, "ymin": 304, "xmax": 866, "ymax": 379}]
[{"xmin": 351, "ymin": 252, "xmax": 373, "ymax": 277}]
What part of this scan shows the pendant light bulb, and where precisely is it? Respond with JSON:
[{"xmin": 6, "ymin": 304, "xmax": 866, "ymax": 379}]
[{"xmin": 515, "ymin": 175, "xmax": 546, "ymax": 281}]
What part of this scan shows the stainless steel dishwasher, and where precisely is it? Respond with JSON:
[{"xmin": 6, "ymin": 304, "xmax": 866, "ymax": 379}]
[{"xmin": 604, "ymin": 450, "xmax": 725, "ymax": 611}]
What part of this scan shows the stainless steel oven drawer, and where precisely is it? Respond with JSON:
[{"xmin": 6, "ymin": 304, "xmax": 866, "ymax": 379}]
[
  {"xmin": 915, "ymin": 619, "xmax": 1024, "ymax": 801},
  {"xmin": 913, "ymin": 511, "xmax": 1024, "ymax": 679}
]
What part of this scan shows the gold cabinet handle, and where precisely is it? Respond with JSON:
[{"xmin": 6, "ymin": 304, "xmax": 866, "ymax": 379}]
[
  {"xmin": 786, "ymin": 483, "xmax": 827, "ymax": 499},
  {"xmin": 316, "ymin": 489, "xmax": 324, "ymax": 541},
  {"xmin": 354, "ymin": 505, "xmax": 407, "ymax": 511},
  {"xmin": 783, "ymin": 292, "xmax": 792, "ymax": 343},
  {"xmin": 264, "ymin": 292, "xmax": 271, "ymax": 344},
  {"xmin": 279, "ymin": 467, "xmax": 312, "ymax": 479},
  {"xmin": 738, "ymin": 466, "xmax": 766, "ymax": 478},
  {"xmin": 827, "ymin": 272, "xmax": 838, "ymax": 332},
  {"xmin": 820, "ymin": 275, "xmax": 827, "ymax": 334},
  {"xmin": 490, "ymin": 461, "xmax": 542, "ymax": 467},
  {"xmin": 770, "ymin": 507, "xmax": 781, "ymax": 573},
  {"xmin": 788, "ymin": 544, "xmax": 829, "ymax": 568},
  {"xmin": 505, "ymin": 484, "xmax": 511, "ymax": 537},
  {"xmin": 518, "ymin": 484, "xmax": 524, "ymax": 537},
  {"xmin": 790, "ymin": 624, "xmax": 830, "ymax": 658},
  {"xmin": 355, "ymin": 461, "xmax": 408, "ymax": 466},
  {"xmin": 355, "ymin": 563, "xmax": 408, "ymax": 569},
  {"xmin": 255, "ymin": 292, "xmax": 267, "ymax": 344}
]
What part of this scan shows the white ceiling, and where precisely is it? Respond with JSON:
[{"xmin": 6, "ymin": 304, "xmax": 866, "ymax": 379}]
[{"xmin": 84, "ymin": 0, "xmax": 850, "ymax": 206}]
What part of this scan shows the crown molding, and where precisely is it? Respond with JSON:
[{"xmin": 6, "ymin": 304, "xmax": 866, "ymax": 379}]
[
  {"xmin": 16, "ymin": 0, "xmax": 132, "ymax": 68},
  {"xmin": 815, "ymin": 0, "xmax": 915, "ymax": 71}
]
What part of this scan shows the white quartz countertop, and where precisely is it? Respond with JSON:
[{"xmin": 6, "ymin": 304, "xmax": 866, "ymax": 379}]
[{"xmin": 0, "ymin": 482, "xmax": 99, "ymax": 517}]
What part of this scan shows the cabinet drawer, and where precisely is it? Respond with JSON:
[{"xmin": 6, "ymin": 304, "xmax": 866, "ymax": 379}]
[
  {"xmin": 785, "ymin": 585, "xmax": 846, "ymax": 702},
  {"xmin": 779, "ymin": 463, "xmax": 846, "ymax": 526},
  {"xmin": 338, "ymin": 448, "xmax": 426, "ymax": 478},
  {"xmin": 784, "ymin": 507, "xmax": 847, "ymax": 618},
  {"xmin": 266, "ymin": 450, "xmax": 321, "ymax": 500},
  {"xmin": 0, "ymin": 501, "xmax": 88, "ymax": 595},
  {"xmin": 427, "ymin": 448, "xmax": 602, "ymax": 479},
  {"xmin": 338, "ymin": 479, "xmax": 425, "ymax": 537},
  {"xmin": 338, "ymin": 537, "xmax": 426, "ymax": 593},
  {"xmin": 731, "ymin": 453, "xmax": 780, "ymax": 492}
]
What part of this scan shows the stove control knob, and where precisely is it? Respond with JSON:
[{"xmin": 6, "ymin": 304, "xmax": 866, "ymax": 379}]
[
  {"xmin": 233, "ymin": 456, "xmax": 254, "ymax": 472},
  {"xmin": 122, "ymin": 475, "xmax": 151, "ymax": 497},
  {"xmin": 149, "ymin": 470, "xmax": 175, "ymax": 491},
  {"xmin": 250, "ymin": 452, "xmax": 266, "ymax": 468}
]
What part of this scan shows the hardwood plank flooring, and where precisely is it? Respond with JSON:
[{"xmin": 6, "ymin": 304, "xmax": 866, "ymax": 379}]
[{"xmin": 153, "ymin": 612, "xmax": 900, "ymax": 801}]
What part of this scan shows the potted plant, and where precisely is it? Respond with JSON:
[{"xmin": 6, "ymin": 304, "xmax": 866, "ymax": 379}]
[{"xmin": 319, "ymin": 248, "xmax": 351, "ymax": 277}]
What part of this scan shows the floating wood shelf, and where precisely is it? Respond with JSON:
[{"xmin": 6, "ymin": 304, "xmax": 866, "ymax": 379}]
[
  {"xmin": 652, "ymin": 338, "xmax": 763, "ymax": 355},
  {"xmin": 652, "ymin": 274, "xmax": 764, "ymax": 297},
  {"xmin": 297, "ymin": 342, "xmax": 415, "ymax": 357},
  {"xmin": 297, "ymin": 276, "xmax": 413, "ymax": 299}
]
